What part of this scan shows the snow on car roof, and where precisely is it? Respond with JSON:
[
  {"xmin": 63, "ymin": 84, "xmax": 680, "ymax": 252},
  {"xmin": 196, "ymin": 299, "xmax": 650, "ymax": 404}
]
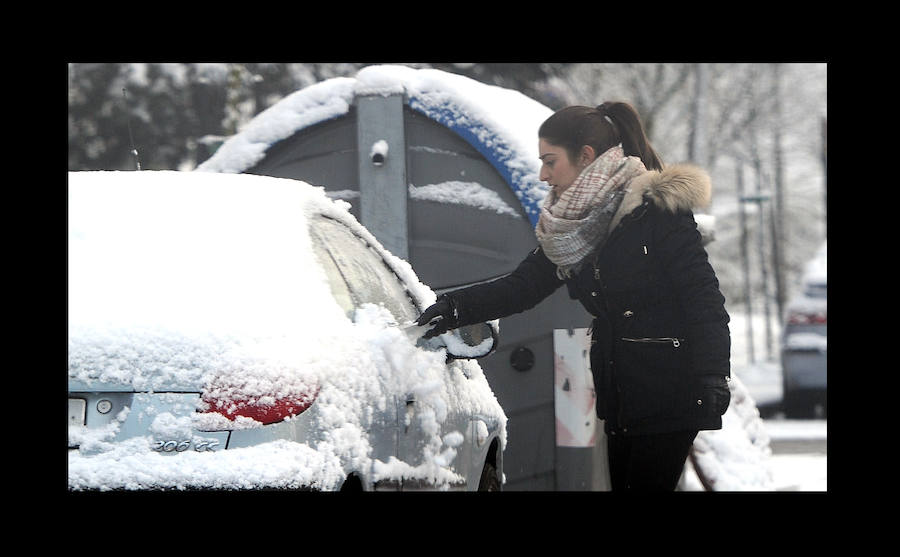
[
  {"xmin": 68, "ymin": 170, "xmax": 506, "ymax": 490},
  {"xmin": 196, "ymin": 64, "xmax": 553, "ymax": 224},
  {"xmin": 68, "ymin": 171, "xmax": 359, "ymax": 388}
]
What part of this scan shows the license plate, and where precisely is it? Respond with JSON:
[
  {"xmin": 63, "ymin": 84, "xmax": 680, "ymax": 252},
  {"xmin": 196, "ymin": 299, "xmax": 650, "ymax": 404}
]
[{"xmin": 68, "ymin": 398, "xmax": 86, "ymax": 426}]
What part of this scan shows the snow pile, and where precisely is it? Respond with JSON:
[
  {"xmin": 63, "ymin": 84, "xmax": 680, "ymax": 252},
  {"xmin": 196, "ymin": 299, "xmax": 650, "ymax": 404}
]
[
  {"xmin": 681, "ymin": 374, "xmax": 776, "ymax": 490},
  {"xmin": 197, "ymin": 64, "xmax": 553, "ymax": 224},
  {"xmin": 68, "ymin": 170, "xmax": 506, "ymax": 491}
]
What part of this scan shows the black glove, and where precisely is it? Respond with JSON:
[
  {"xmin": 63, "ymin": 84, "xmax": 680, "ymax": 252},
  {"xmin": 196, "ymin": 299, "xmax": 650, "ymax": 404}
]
[
  {"xmin": 415, "ymin": 295, "xmax": 459, "ymax": 339},
  {"xmin": 695, "ymin": 375, "xmax": 731, "ymax": 416}
]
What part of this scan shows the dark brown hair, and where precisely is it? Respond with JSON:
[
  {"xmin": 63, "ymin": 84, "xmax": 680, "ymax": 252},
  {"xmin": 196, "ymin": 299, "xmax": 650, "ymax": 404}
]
[{"xmin": 538, "ymin": 102, "xmax": 663, "ymax": 171}]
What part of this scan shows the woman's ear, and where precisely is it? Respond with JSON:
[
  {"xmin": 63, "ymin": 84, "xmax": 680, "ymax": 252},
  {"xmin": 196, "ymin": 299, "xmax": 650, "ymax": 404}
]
[{"xmin": 579, "ymin": 145, "xmax": 597, "ymax": 167}]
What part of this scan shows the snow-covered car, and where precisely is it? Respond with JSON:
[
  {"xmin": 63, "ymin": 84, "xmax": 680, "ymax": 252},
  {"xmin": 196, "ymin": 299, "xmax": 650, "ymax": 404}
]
[
  {"xmin": 780, "ymin": 241, "xmax": 827, "ymax": 418},
  {"xmin": 68, "ymin": 170, "xmax": 506, "ymax": 491}
]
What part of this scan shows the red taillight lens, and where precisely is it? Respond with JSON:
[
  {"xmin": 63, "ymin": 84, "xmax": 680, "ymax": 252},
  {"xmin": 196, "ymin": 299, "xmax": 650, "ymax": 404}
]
[
  {"xmin": 201, "ymin": 389, "xmax": 318, "ymax": 426},
  {"xmin": 787, "ymin": 311, "xmax": 827, "ymax": 325}
]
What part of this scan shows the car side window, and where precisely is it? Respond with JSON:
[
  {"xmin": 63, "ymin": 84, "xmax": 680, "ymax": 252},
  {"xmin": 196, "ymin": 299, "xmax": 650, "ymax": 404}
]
[{"xmin": 309, "ymin": 215, "xmax": 419, "ymax": 324}]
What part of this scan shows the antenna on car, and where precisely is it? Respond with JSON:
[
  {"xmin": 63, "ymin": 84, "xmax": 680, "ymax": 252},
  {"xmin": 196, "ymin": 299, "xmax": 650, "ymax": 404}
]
[{"xmin": 122, "ymin": 87, "xmax": 142, "ymax": 171}]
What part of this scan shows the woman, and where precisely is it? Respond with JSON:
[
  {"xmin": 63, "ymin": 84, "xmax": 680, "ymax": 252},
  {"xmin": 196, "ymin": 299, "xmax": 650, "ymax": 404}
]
[{"xmin": 415, "ymin": 102, "xmax": 731, "ymax": 491}]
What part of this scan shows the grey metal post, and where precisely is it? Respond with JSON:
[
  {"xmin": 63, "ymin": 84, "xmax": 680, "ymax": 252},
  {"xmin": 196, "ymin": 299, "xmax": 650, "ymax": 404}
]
[{"xmin": 355, "ymin": 94, "xmax": 409, "ymax": 260}]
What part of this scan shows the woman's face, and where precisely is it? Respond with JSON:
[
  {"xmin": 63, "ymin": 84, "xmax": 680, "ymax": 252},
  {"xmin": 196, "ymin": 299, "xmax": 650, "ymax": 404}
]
[{"xmin": 539, "ymin": 139, "xmax": 588, "ymax": 196}]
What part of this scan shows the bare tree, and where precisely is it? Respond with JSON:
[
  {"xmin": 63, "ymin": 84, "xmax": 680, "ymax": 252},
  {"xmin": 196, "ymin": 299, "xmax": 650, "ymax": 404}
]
[
  {"xmin": 770, "ymin": 63, "xmax": 787, "ymax": 323},
  {"xmin": 704, "ymin": 64, "xmax": 770, "ymax": 171},
  {"xmin": 688, "ymin": 63, "xmax": 709, "ymax": 166},
  {"xmin": 618, "ymin": 63, "xmax": 692, "ymax": 139}
]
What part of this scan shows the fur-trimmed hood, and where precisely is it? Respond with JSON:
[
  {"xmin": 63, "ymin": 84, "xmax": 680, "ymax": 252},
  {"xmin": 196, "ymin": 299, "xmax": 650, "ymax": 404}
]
[{"xmin": 610, "ymin": 163, "xmax": 711, "ymax": 231}]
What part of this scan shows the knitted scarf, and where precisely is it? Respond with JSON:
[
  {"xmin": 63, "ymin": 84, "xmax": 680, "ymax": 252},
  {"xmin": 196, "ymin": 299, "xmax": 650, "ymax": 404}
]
[{"xmin": 536, "ymin": 145, "xmax": 647, "ymax": 278}]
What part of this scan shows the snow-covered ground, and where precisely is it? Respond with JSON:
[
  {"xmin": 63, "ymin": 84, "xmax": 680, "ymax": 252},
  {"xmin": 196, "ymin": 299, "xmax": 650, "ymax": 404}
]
[
  {"xmin": 728, "ymin": 307, "xmax": 826, "ymax": 491},
  {"xmin": 764, "ymin": 420, "xmax": 827, "ymax": 491}
]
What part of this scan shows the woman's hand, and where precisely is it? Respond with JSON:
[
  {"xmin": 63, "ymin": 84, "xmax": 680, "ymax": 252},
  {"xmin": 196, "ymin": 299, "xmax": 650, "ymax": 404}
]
[{"xmin": 415, "ymin": 296, "xmax": 458, "ymax": 339}]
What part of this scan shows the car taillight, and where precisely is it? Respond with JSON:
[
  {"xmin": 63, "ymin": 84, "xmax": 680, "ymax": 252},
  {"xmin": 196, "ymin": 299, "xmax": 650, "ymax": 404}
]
[
  {"xmin": 787, "ymin": 310, "xmax": 827, "ymax": 325},
  {"xmin": 201, "ymin": 389, "xmax": 318, "ymax": 426}
]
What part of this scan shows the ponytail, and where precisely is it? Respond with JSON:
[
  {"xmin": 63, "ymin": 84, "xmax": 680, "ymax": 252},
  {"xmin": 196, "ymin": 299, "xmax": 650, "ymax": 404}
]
[{"xmin": 596, "ymin": 102, "xmax": 663, "ymax": 171}]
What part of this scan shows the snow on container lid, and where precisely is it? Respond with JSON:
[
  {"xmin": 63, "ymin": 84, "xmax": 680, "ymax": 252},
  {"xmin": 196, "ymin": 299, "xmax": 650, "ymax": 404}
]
[{"xmin": 197, "ymin": 65, "xmax": 553, "ymax": 226}]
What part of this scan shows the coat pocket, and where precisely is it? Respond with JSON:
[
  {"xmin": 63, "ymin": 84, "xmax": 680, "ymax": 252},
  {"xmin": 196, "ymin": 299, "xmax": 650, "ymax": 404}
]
[{"xmin": 616, "ymin": 337, "xmax": 687, "ymax": 422}]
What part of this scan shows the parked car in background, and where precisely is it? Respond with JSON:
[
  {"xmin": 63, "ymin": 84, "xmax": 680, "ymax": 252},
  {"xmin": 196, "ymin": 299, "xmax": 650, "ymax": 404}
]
[
  {"xmin": 68, "ymin": 170, "xmax": 505, "ymax": 491},
  {"xmin": 780, "ymin": 241, "xmax": 827, "ymax": 418}
]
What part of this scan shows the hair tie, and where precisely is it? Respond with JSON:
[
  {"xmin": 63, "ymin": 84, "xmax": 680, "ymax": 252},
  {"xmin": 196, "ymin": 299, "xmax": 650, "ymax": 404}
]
[{"xmin": 595, "ymin": 105, "xmax": 617, "ymax": 132}]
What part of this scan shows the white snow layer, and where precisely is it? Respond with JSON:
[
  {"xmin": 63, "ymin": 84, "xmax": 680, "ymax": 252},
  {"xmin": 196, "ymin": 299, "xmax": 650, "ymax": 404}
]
[
  {"xmin": 325, "ymin": 181, "xmax": 523, "ymax": 218},
  {"xmin": 68, "ymin": 170, "xmax": 506, "ymax": 491},
  {"xmin": 409, "ymin": 181, "xmax": 521, "ymax": 217},
  {"xmin": 196, "ymin": 64, "xmax": 553, "ymax": 223}
]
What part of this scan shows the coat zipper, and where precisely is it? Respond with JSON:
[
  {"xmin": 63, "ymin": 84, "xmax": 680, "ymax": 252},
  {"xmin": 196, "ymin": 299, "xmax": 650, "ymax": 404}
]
[
  {"xmin": 621, "ymin": 337, "xmax": 683, "ymax": 348},
  {"xmin": 587, "ymin": 260, "xmax": 623, "ymax": 429},
  {"xmin": 603, "ymin": 200, "xmax": 654, "ymax": 434}
]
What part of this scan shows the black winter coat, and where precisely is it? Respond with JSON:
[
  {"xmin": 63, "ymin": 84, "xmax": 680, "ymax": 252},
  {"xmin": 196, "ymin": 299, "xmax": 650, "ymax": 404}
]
[{"xmin": 446, "ymin": 164, "xmax": 731, "ymax": 436}]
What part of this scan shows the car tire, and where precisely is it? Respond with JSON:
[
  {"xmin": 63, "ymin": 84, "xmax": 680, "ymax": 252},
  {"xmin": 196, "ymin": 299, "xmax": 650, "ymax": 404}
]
[{"xmin": 477, "ymin": 461, "xmax": 501, "ymax": 491}]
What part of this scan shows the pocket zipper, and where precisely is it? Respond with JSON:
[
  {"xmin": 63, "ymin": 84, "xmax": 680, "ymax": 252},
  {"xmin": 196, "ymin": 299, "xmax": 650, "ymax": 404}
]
[{"xmin": 621, "ymin": 337, "xmax": 683, "ymax": 348}]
